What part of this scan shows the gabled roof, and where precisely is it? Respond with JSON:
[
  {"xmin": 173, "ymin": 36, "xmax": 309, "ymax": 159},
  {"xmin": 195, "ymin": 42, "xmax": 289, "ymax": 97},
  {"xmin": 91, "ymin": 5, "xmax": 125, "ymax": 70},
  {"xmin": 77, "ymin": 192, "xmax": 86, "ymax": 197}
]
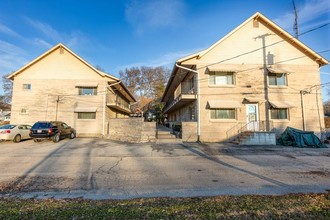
[
  {"xmin": 7, "ymin": 43, "xmax": 136, "ymax": 102},
  {"xmin": 177, "ymin": 12, "xmax": 328, "ymax": 66},
  {"xmin": 7, "ymin": 43, "xmax": 119, "ymax": 81}
]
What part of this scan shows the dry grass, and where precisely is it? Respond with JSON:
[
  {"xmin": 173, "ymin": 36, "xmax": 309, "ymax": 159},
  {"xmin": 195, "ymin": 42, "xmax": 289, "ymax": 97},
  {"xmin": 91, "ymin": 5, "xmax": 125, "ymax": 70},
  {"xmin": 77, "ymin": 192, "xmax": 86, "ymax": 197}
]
[{"xmin": 0, "ymin": 193, "xmax": 329, "ymax": 219}]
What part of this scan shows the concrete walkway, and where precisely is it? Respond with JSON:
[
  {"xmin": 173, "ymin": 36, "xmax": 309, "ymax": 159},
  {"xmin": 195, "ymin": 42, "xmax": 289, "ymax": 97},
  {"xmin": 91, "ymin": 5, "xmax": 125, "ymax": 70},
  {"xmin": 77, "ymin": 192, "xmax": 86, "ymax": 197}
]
[
  {"xmin": 0, "ymin": 138, "xmax": 329, "ymax": 200},
  {"xmin": 156, "ymin": 124, "xmax": 182, "ymax": 144}
]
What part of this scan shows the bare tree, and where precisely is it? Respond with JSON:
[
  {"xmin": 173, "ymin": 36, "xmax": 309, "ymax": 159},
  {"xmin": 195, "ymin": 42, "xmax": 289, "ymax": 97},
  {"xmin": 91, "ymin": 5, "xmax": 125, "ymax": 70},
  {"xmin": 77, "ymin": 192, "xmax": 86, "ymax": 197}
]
[
  {"xmin": 119, "ymin": 67, "xmax": 141, "ymax": 97},
  {"xmin": 119, "ymin": 66, "xmax": 170, "ymax": 109},
  {"xmin": 2, "ymin": 73, "xmax": 13, "ymax": 104}
]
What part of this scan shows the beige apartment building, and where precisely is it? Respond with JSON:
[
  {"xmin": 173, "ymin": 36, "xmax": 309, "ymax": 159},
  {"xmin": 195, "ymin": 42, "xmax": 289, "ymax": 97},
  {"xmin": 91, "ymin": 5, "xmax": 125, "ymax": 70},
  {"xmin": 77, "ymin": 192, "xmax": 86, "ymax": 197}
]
[
  {"xmin": 162, "ymin": 12, "xmax": 328, "ymax": 143},
  {"xmin": 8, "ymin": 43, "xmax": 136, "ymax": 137}
]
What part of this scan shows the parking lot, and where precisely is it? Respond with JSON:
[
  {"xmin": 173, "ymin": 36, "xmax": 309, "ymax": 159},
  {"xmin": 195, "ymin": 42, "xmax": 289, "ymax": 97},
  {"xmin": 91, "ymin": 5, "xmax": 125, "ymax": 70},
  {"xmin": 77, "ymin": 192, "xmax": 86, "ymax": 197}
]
[{"xmin": 0, "ymin": 138, "xmax": 329, "ymax": 199}]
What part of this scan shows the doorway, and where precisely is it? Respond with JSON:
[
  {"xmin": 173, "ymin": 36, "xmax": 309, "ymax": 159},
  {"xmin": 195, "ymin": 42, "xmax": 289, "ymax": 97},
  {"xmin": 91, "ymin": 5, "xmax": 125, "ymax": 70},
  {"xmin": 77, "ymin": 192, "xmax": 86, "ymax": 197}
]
[{"xmin": 246, "ymin": 104, "xmax": 259, "ymax": 131}]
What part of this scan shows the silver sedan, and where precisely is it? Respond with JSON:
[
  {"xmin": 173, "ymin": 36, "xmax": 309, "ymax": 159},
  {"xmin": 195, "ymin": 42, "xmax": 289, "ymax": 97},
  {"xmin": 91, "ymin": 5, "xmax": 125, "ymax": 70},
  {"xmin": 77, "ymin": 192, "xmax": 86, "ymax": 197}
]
[{"xmin": 0, "ymin": 124, "xmax": 32, "ymax": 143}]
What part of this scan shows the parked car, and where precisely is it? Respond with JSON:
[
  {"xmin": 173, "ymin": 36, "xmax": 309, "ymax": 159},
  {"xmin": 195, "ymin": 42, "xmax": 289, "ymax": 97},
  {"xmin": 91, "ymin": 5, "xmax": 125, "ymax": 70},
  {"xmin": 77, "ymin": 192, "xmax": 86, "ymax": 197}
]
[
  {"xmin": 0, "ymin": 124, "xmax": 32, "ymax": 143},
  {"xmin": 30, "ymin": 121, "xmax": 76, "ymax": 142}
]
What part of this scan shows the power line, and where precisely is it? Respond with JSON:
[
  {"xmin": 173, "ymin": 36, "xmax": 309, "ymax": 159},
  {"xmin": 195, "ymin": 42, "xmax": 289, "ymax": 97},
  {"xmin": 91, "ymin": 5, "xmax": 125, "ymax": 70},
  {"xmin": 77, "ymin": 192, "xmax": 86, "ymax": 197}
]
[
  {"xmin": 196, "ymin": 22, "xmax": 330, "ymax": 70},
  {"xmin": 118, "ymin": 22, "xmax": 330, "ymax": 88}
]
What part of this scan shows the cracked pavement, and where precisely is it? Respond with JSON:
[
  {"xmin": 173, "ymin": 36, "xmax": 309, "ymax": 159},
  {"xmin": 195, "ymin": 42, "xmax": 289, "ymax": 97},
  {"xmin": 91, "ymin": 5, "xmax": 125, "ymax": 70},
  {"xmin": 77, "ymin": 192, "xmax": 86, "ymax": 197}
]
[{"xmin": 0, "ymin": 138, "xmax": 329, "ymax": 199}]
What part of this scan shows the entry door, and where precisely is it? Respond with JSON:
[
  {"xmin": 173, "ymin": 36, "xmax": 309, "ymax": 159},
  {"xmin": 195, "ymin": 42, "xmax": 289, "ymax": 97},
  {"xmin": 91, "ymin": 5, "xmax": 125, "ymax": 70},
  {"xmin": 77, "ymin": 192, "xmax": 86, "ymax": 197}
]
[{"xmin": 246, "ymin": 104, "xmax": 259, "ymax": 131}]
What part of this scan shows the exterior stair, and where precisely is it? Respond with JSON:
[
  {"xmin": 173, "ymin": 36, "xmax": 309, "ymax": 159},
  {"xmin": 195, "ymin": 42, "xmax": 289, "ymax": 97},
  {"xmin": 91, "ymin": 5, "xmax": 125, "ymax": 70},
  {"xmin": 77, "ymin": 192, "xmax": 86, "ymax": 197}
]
[
  {"xmin": 231, "ymin": 131, "xmax": 254, "ymax": 145},
  {"xmin": 156, "ymin": 125, "xmax": 182, "ymax": 144}
]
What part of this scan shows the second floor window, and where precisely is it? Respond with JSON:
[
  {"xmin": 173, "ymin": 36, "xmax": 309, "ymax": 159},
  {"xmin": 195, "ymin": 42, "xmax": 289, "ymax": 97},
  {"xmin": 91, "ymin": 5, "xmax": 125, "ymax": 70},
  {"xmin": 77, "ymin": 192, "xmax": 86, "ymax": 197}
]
[
  {"xmin": 189, "ymin": 77, "xmax": 195, "ymax": 90},
  {"xmin": 209, "ymin": 72, "xmax": 234, "ymax": 85},
  {"xmin": 22, "ymin": 84, "xmax": 31, "ymax": 91},
  {"xmin": 268, "ymin": 73, "xmax": 286, "ymax": 86},
  {"xmin": 78, "ymin": 87, "xmax": 97, "ymax": 96}
]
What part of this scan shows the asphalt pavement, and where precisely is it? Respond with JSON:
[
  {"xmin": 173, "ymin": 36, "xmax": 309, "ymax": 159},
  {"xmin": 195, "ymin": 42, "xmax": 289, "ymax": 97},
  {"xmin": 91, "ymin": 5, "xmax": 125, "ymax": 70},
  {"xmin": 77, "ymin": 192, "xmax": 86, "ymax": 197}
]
[{"xmin": 0, "ymin": 138, "xmax": 329, "ymax": 199}]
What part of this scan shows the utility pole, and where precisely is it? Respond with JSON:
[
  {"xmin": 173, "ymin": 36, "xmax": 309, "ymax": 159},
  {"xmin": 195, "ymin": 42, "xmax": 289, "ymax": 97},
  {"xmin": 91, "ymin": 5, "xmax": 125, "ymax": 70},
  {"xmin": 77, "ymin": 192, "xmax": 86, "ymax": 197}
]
[
  {"xmin": 55, "ymin": 95, "xmax": 60, "ymax": 121},
  {"xmin": 293, "ymin": 0, "xmax": 299, "ymax": 38},
  {"xmin": 256, "ymin": 34, "xmax": 272, "ymax": 131}
]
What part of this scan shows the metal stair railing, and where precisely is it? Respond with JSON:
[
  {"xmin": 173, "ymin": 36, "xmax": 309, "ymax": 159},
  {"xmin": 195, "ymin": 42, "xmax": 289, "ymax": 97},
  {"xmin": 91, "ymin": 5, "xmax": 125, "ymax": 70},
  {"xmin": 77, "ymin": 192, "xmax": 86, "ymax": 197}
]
[{"xmin": 226, "ymin": 120, "xmax": 273, "ymax": 139}]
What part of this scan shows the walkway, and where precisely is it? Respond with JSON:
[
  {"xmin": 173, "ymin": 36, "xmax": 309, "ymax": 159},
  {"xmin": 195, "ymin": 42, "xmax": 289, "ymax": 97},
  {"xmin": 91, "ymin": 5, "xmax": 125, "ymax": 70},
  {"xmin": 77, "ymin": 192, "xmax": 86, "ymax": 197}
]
[{"xmin": 156, "ymin": 124, "xmax": 182, "ymax": 144}]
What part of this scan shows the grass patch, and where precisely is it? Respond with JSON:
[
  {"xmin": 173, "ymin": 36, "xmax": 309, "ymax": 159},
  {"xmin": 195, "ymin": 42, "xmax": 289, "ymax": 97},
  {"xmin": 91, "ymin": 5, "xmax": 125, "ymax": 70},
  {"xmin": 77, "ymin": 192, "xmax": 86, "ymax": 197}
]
[{"xmin": 0, "ymin": 193, "xmax": 329, "ymax": 219}]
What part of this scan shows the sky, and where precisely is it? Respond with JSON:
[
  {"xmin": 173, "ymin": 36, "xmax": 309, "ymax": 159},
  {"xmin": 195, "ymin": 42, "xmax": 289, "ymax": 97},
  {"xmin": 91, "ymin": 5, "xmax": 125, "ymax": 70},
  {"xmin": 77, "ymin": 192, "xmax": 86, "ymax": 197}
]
[{"xmin": 0, "ymin": 0, "xmax": 329, "ymax": 99}]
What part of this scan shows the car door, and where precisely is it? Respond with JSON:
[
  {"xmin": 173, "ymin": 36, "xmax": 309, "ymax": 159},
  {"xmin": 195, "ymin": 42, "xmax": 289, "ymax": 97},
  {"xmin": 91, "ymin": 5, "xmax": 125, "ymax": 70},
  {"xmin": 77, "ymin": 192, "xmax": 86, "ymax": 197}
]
[
  {"xmin": 18, "ymin": 125, "xmax": 29, "ymax": 139},
  {"xmin": 24, "ymin": 125, "xmax": 32, "ymax": 139},
  {"xmin": 61, "ymin": 122, "xmax": 71, "ymax": 136}
]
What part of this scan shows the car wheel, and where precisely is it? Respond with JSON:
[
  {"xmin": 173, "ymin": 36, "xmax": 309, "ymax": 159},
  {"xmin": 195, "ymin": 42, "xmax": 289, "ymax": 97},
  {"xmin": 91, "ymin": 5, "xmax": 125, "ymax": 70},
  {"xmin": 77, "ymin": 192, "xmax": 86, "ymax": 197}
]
[
  {"xmin": 53, "ymin": 133, "xmax": 60, "ymax": 143},
  {"xmin": 70, "ymin": 132, "xmax": 75, "ymax": 139},
  {"xmin": 13, "ymin": 134, "xmax": 21, "ymax": 143}
]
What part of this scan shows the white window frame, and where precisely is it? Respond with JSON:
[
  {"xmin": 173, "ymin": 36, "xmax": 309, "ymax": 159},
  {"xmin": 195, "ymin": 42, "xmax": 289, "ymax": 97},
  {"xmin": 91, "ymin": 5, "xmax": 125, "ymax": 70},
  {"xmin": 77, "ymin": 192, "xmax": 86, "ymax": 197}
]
[
  {"xmin": 78, "ymin": 87, "xmax": 97, "ymax": 96},
  {"xmin": 268, "ymin": 73, "xmax": 287, "ymax": 86},
  {"xmin": 209, "ymin": 72, "xmax": 235, "ymax": 86}
]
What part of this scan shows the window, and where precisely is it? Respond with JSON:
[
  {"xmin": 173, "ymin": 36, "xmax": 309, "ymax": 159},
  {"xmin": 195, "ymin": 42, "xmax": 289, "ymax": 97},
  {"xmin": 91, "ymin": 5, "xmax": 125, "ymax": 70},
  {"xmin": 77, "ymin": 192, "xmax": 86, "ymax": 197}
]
[
  {"xmin": 210, "ymin": 109, "xmax": 236, "ymax": 119},
  {"xmin": 268, "ymin": 73, "xmax": 286, "ymax": 86},
  {"xmin": 270, "ymin": 108, "xmax": 288, "ymax": 119},
  {"xmin": 189, "ymin": 106, "xmax": 195, "ymax": 121},
  {"xmin": 22, "ymin": 84, "xmax": 31, "ymax": 91},
  {"xmin": 78, "ymin": 112, "xmax": 96, "ymax": 119},
  {"xmin": 209, "ymin": 72, "xmax": 234, "ymax": 85},
  {"xmin": 20, "ymin": 108, "xmax": 27, "ymax": 114},
  {"xmin": 78, "ymin": 87, "xmax": 97, "ymax": 95},
  {"xmin": 189, "ymin": 77, "xmax": 194, "ymax": 91}
]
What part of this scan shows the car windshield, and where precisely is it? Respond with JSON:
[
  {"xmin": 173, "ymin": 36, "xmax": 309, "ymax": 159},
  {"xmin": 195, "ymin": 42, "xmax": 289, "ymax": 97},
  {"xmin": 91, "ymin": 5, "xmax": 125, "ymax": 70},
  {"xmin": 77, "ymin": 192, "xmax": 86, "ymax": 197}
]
[
  {"xmin": 0, "ymin": 125, "xmax": 16, "ymax": 129},
  {"xmin": 32, "ymin": 122, "xmax": 51, "ymax": 129}
]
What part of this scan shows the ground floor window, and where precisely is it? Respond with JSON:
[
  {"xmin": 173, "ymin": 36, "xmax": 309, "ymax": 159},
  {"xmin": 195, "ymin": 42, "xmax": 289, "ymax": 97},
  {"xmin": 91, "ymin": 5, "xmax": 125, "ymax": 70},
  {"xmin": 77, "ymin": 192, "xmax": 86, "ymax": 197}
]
[
  {"xmin": 78, "ymin": 112, "xmax": 96, "ymax": 119},
  {"xmin": 270, "ymin": 108, "xmax": 288, "ymax": 119},
  {"xmin": 189, "ymin": 106, "xmax": 195, "ymax": 121},
  {"xmin": 210, "ymin": 109, "xmax": 236, "ymax": 119}
]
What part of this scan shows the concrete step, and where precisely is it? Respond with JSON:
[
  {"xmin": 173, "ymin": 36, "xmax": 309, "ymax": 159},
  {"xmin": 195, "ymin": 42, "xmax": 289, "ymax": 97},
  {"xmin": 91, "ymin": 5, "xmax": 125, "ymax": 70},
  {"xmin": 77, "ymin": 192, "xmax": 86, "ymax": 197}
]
[
  {"xmin": 157, "ymin": 133, "xmax": 177, "ymax": 139},
  {"xmin": 156, "ymin": 138, "xmax": 183, "ymax": 144}
]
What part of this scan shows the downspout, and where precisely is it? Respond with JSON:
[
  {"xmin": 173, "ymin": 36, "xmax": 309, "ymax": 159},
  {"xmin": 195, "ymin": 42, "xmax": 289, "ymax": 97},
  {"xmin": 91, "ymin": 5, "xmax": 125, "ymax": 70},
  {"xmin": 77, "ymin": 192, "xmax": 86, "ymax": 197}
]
[
  {"xmin": 175, "ymin": 63, "xmax": 201, "ymax": 142},
  {"xmin": 300, "ymin": 90, "xmax": 306, "ymax": 131},
  {"xmin": 103, "ymin": 81, "xmax": 121, "ymax": 136}
]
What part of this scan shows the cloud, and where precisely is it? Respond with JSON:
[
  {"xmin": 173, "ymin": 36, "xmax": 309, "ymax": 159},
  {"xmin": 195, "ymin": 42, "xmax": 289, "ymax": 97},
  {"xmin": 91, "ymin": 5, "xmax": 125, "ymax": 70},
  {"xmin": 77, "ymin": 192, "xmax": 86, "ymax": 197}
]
[
  {"xmin": 33, "ymin": 38, "xmax": 53, "ymax": 48},
  {"xmin": 274, "ymin": 0, "xmax": 330, "ymax": 30},
  {"xmin": 23, "ymin": 16, "xmax": 61, "ymax": 41},
  {"xmin": 0, "ymin": 40, "xmax": 28, "ymax": 74},
  {"xmin": 125, "ymin": 0, "xmax": 186, "ymax": 34},
  {"xmin": 0, "ymin": 23, "xmax": 22, "ymax": 38},
  {"xmin": 23, "ymin": 16, "xmax": 90, "ymax": 50}
]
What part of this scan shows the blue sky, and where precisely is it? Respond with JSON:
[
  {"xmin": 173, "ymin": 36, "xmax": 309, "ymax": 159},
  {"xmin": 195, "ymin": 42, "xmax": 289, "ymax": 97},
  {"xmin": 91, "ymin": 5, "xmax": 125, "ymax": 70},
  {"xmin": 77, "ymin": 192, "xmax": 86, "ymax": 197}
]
[{"xmin": 0, "ymin": 0, "xmax": 329, "ymax": 99}]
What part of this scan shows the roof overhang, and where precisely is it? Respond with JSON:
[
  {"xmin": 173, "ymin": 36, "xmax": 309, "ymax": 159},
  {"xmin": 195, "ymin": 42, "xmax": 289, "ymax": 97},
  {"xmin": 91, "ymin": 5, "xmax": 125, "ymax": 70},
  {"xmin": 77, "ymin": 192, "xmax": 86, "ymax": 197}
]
[
  {"xmin": 75, "ymin": 82, "xmax": 99, "ymax": 87},
  {"xmin": 173, "ymin": 12, "xmax": 328, "ymax": 67},
  {"xmin": 7, "ymin": 43, "xmax": 121, "ymax": 81},
  {"xmin": 267, "ymin": 66, "xmax": 293, "ymax": 74},
  {"xmin": 269, "ymin": 100, "xmax": 297, "ymax": 108},
  {"xmin": 206, "ymin": 66, "xmax": 239, "ymax": 73},
  {"xmin": 207, "ymin": 100, "xmax": 241, "ymax": 108},
  {"xmin": 74, "ymin": 107, "xmax": 98, "ymax": 112}
]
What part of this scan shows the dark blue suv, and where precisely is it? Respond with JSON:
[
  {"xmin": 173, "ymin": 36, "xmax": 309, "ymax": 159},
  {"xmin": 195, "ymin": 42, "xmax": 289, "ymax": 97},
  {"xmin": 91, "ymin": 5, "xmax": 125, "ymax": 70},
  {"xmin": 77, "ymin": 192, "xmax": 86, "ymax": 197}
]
[{"xmin": 30, "ymin": 121, "xmax": 76, "ymax": 142}]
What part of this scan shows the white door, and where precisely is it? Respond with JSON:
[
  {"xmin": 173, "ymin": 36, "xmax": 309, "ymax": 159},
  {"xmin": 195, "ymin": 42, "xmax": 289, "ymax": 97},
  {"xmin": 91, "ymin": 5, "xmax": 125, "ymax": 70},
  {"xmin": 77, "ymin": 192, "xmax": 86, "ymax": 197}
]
[{"xmin": 246, "ymin": 104, "xmax": 259, "ymax": 131}]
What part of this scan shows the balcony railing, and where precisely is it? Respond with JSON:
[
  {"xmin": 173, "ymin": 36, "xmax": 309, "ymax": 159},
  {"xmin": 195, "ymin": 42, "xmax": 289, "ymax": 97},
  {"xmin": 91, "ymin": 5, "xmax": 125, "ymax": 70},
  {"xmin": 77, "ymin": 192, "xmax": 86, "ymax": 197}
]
[
  {"xmin": 174, "ymin": 82, "xmax": 195, "ymax": 99},
  {"xmin": 164, "ymin": 82, "xmax": 196, "ymax": 114},
  {"xmin": 107, "ymin": 94, "xmax": 131, "ymax": 113}
]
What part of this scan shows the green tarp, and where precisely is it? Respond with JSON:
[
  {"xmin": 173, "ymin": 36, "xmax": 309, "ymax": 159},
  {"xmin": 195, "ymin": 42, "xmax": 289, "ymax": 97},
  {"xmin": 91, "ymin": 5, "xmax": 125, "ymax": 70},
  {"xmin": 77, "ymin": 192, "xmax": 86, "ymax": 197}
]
[{"xmin": 277, "ymin": 127, "xmax": 325, "ymax": 148}]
